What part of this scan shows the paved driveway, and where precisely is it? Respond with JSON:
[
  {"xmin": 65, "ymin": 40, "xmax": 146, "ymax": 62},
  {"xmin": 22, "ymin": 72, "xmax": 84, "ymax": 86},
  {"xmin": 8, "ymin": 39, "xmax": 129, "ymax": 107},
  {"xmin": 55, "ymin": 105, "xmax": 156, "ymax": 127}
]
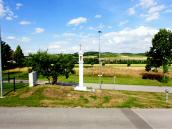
[
  {"xmin": 7, "ymin": 80, "xmax": 172, "ymax": 93},
  {"xmin": 85, "ymin": 83, "xmax": 172, "ymax": 93},
  {"xmin": 0, "ymin": 108, "xmax": 172, "ymax": 129}
]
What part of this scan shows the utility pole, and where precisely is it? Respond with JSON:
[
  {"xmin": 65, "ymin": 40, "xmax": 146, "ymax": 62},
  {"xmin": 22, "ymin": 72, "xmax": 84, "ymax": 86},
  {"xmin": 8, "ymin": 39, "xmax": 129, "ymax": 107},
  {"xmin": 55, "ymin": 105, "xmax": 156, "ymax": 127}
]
[
  {"xmin": 0, "ymin": 26, "xmax": 3, "ymax": 98},
  {"xmin": 98, "ymin": 30, "xmax": 102, "ymax": 89}
]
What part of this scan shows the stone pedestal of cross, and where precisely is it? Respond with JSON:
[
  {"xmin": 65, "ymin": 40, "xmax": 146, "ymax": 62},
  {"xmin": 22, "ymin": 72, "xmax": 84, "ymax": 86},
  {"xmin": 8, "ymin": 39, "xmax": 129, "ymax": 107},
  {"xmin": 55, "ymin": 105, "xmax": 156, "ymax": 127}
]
[{"xmin": 74, "ymin": 44, "xmax": 87, "ymax": 91}]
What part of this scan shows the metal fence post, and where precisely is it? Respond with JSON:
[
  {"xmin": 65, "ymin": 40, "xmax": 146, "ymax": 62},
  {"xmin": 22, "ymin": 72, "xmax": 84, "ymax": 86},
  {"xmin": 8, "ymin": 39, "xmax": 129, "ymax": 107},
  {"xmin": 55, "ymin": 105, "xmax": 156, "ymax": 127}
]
[{"xmin": 13, "ymin": 77, "xmax": 16, "ymax": 92}]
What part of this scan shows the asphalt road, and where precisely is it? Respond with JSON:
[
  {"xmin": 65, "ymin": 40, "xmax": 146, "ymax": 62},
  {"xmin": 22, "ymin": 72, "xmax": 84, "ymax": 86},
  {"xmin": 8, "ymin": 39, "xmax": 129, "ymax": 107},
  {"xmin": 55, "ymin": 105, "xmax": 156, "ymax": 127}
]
[
  {"xmin": 0, "ymin": 108, "xmax": 172, "ymax": 129},
  {"xmin": 85, "ymin": 83, "xmax": 172, "ymax": 93}
]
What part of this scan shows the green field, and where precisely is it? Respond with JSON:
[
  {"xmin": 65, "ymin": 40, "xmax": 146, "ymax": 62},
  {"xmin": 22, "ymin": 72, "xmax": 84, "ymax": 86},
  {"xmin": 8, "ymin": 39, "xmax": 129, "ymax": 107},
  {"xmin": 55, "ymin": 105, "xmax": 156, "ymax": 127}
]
[
  {"xmin": 58, "ymin": 75, "xmax": 172, "ymax": 86},
  {"xmin": 0, "ymin": 85, "xmax": 171, "ymax": 108},
  {"xmin": 4, "ymin": 63, "xmax": 172, "ymax": 86}
]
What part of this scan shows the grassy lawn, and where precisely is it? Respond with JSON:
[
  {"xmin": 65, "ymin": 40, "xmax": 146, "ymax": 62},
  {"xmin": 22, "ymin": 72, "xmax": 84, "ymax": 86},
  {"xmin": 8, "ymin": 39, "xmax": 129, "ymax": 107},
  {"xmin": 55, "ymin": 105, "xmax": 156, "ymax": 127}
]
[
  {"xmin": 58, "ymin": 75, "xmax": 172, "ymax": 86},
  {"xmin": 0, "ymin": 85, "xmax": 171, "ymax": 108},
  {"xmin": 3, "ymin": 83, "xmax": 28, "ymax": 96}
]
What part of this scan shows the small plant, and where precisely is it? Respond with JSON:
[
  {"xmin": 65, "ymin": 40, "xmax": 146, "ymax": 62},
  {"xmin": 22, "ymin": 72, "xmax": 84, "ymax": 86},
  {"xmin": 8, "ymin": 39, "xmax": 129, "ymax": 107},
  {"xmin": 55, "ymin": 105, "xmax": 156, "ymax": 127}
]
[
  {"xmin": 163, "ymin": 65, "xmax": 168, "ymax": 74},
  {"xmin": 80, "ymin": 96, "xmax": 89, "ymax": 103},
  {"xmin": 161, "ymin": 75, "xmax": 169, "ymax": 83},
  {"xmin": 102, "ymin": 62, "xmax": 106, "ymax": 66},
  {"xmin": 90, "ymin": 95, "xmax": 97, "ymax": 100},
  {"xmin": 127, "ymin": 63, "xmax": 131, "ymax": 67},
  {"xmin": 103, "ymin": 96, "xmax": 111, "ymax": 103}
]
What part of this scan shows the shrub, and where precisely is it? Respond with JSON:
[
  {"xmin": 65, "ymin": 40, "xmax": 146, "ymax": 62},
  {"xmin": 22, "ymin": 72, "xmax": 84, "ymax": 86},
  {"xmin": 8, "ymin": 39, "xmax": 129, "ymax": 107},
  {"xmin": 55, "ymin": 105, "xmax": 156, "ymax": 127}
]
[
  {"xmin": 127, "ymin": 63, "xmax": 131, "ymax": 67},
  {"xmin": 163, "ymin": 65, "xmax": 168, "ymax": 73},
  {"xmin": 161, "ymin": 75, "xmax": 169, "ymax": 83},
  {"xmin": 142, "ymin": 72, "xmax": 163, "ymax": 81},
  {"xmin": 145, "ymin": 64, "xmax": 151, "ymax": 71}
]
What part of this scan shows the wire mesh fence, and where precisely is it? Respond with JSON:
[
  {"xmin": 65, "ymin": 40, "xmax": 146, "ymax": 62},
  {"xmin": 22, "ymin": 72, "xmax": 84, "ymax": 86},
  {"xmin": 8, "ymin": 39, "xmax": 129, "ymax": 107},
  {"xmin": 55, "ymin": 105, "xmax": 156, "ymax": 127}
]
[{"xmin": 3, "ymin": 77, "xmax": 28, "ymax": 96}]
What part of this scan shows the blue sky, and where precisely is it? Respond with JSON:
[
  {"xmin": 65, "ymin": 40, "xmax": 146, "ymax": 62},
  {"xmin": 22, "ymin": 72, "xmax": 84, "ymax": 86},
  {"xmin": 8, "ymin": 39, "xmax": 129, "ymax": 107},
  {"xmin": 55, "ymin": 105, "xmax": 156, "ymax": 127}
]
[{"xmin": 0, "ymin": 0, "xmax": 172, "ymax": 55}]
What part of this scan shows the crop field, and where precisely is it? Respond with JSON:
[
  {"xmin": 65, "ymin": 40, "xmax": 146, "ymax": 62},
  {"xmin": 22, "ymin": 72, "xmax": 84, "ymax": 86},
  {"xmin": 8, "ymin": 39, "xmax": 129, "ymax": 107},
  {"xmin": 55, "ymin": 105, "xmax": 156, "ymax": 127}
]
[
  {"xmin": 75, "ymin": 64, "xmax": 172, "ymax": 77},
  {"xmin": 98, "ymin": 53, "xmax": 146, "ymax": 59}
]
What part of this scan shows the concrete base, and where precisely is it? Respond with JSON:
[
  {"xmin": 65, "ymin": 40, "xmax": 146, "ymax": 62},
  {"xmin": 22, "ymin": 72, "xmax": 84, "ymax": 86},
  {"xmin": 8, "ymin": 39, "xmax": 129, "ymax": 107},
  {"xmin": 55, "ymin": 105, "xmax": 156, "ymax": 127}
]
[{"xmin": 74, "ymin": 86, "xmax": 87, "ymax": 91}]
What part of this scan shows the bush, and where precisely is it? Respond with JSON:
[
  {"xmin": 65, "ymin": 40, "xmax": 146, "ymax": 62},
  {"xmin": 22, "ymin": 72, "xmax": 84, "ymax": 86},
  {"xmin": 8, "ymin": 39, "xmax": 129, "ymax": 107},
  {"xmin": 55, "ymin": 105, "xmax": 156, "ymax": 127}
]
[
  {"xmin": 142, "ymin": 72, "xmax": 163, "ymax": 81},
  {"xmin": 145, "ymin": 64, "xmax": 151, "ymax": 71},
  {"xmin": 161, "ymin": 75, "xmax": 169, "ymax": 83},
  {"xmin": 163, "ymin": 65, "xmax": 168, "ymax": 73},
  {"xmin": 127, "ymin": 63, "xmax": 131, "ymax": 67}
]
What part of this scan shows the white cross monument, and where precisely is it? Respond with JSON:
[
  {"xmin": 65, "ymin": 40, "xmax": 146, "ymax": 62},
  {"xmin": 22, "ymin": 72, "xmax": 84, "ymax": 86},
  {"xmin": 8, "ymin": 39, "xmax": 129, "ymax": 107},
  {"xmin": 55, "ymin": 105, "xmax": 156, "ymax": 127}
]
[{"xmin": 74, "ymin": 44, "xmax": 87, "ymax": 91}]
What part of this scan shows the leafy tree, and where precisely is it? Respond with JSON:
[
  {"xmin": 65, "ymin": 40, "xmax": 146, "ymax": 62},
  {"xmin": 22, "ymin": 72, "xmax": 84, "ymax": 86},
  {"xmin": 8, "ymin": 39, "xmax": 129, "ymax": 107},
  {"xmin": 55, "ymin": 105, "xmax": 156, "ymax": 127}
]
[
  {"xmin": 13, "ymin": 45, "xmax": 25, "ymax": 67},
  {"xmin": 28, "ymin": 51, "xmax": 51, "ymax": 82},
  {"xmin": 29, "ymin": 51, "xmax": 75, "ymax": 84},
  {"xmin": 145, "ymin": 29, "xmax": 172, "ymax": 81},
  {"xmin": 1, "ymin": 41, "xmax": 13, "ymax": 70}
]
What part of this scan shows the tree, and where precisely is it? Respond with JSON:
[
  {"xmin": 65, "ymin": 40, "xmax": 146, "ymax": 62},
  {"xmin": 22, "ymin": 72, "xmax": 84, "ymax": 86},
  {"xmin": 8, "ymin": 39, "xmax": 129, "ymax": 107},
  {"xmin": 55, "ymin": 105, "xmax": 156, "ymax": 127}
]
[
  {"xmin": 28, "ymin": 51, "xmax": 51, "ymax": 82},
  {"xmin": 13, "ymin": 45, "xmax": 25, "ymax": 67},
  {"xmin": 1, "ymin": 41, "xmax": 13, "ymax": 70},
  {"xmin": 28, "ymin": 51, "xmax": 75, "ymax": 84},
  {"xmin": 145, "ymin": 29, "xmax": 172, "ymax": 79}
]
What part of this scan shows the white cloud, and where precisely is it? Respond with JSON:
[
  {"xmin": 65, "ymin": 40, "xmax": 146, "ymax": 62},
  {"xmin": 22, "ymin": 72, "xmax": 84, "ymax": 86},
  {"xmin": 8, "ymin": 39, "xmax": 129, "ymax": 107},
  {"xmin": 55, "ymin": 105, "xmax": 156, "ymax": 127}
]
[
  {"xmin": 119, "ymin": 20, "xmax": 128, "ymax": 26},
  {"xmin": 128, "ymin": 7, "xmax": 135, "ymax": 15},
  {"xmin": 48, "ymin": 41, "xmax": 77, "ymax": 53},
  {"xmin": 6, "ymin": 36, "xmax": 15, "ymax": 40},
  {"xmin": 128, "ymin": 0, "xmax": 166, "ymax": 21},
  {"xmin": 48, "ymin": 43, "xmax": 61, "ymax": 49},
  {"xmin": 148, "ymin": 5, "xmax": 165, "ymax": 14},
  {"xmin": 21, "ymin": 37, "xmax": 31, "ymax": 43},
  {"xmin": 16, "ymin": 3, "xmax": 23, "ymax": 10},
  {"xmin": 35, "ymin": 27, "xmax": 45, "ymax": 33},
  {"xmin": 0, "ymin": 0, "xmax": 5, "ymax": 16},
  {"xmin": 88, "ymin": 24, "xmax": 110, "ymax": 31},
  {"xmin": 101, "ymin": 26, "xmax": 158, "ymax": 52},
  {"xmin": 47, "ymin": 26, "xmax": 158, "ymax": 53},
  {"xmin": 144, "ymin": 4, "xmax": 166, "ymax": 21},
  {"xmin": 0, "ymin": 0, "xmax": 17, "ymax": 20},
  {"xmin": 139, "ymin": 0, "xmax": 157, "ymax": 9},
  {"xmin": 68, "ymin": 17, "xmax": 87, "ymax": 26},
  {"xmin": 6, "ymin": 16, "xmax": 13, "ymax": 20},
  {"xmin": 95, "ymin": 14, "xmax": 102, "ymax": 18},
  {"xmin": 20, "ymin": 20, "xmax": 31, "ymax": 25}
]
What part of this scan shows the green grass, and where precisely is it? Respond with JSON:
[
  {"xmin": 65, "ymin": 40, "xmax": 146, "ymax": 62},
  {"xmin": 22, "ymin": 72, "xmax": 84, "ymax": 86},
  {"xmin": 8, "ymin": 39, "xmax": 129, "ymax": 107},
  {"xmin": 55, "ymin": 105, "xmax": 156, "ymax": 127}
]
[
  {"xmin": 0, "ymin": 85, "xmax": 171, "ymax": 108},
  {"xmin": 4, "ymin": 65, "xmax": 172, "ymax": 86},
  {"xmin": 3, "ymin": 83, "xmax": 28, "ymax": 96},
  {"xmin": 58, "ymin": 75, "xmax": 172, "ymax": 86},
  {"xmin": 3, "ymin": 72, "xmax": 28, "ymax": 80}
]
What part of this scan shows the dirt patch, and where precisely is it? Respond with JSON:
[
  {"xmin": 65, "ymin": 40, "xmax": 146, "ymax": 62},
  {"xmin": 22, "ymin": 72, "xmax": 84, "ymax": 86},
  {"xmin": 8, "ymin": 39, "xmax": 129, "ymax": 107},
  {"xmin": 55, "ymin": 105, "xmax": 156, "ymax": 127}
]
[
  {"xmin": 19, "ymin": 86, "xmax": 40, "ymax": 98},
  {"xmin": 40, "ymin": 100, "xmax": 57, "ymax": 107},
  {"xmin": 43, "ymin": 86, "xmax": 72, "ymax": 99}
]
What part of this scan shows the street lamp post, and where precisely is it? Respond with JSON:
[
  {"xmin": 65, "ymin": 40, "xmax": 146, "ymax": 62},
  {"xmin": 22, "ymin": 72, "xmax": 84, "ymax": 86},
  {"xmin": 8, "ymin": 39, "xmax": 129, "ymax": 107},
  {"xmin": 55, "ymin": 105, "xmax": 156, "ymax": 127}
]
[
  {"xmin": 0, "ymin": 27, "xmax": 3, "ymax": 98},
  {"xmin": 98, "ymin": 30, "xmax": 102, "ymax": 89}
]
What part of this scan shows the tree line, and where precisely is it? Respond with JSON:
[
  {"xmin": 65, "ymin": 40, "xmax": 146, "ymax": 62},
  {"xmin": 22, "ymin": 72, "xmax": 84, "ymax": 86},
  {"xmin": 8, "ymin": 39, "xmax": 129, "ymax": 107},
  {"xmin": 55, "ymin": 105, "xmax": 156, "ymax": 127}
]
[
  {"xmin": 1, "ymin": 41, "xmax": 76, "ymax": 84},
  {"xmin": 1, "ymin": 41, "xmax": 25, "ymax": 70}
]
